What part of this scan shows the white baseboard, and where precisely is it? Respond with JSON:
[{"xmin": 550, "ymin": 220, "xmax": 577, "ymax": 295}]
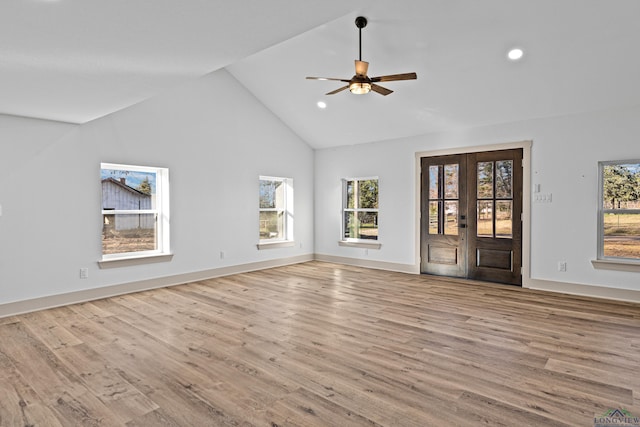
[
  {"xmin": 0, "ymin": 254, "xmax": 313, "ymax": 319},
  {"xmin": 314, "ymin": 253, "xmax": 420, "ymax": 274},
  {"xmin": 525, "ymin": 278, "xmax": 640, "ymax": 303}
]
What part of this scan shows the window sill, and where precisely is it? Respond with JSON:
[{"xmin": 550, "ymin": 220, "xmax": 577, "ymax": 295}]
[
  {"xmin": 338, "ymin": 240, "xmax": 382, "ymax": 249},
  {"xmin": 257, "ymin": 241, "xmax": 295, "ymax": 250},
  {"xmin": 591, "ymin": 259, "xmax": 640, "ymax": 273},
  {"xmin": 98, "ymin": 253, "xmax": 174, "ymax": 269}
]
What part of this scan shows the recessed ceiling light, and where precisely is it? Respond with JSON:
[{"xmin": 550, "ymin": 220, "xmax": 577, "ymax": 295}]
[
  {"xmin": 317, "ymin": 101, "xmax": 327, "ymax": 109},
  {"xmin": 507, "ymin": 48, "xmax": 524, "ymax": 61}
]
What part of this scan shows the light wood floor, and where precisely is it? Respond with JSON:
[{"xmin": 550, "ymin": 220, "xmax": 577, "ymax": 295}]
[{"xmin": 1, "ymin": 261, "xmax": 639, "ymax": 426}]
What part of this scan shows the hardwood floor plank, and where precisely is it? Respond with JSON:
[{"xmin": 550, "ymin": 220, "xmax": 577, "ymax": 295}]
[
  {"xmin": 0, "ymin": 320, "xmax": 123, "ymax": 425},
  {"xmin": 0, "ymin": 345, "xmax": 65, "ymax": 427}
]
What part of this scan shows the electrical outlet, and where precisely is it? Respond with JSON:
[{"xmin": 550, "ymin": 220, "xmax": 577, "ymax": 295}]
[
  {"xmin": 79, "ymin": 268, "xmax": 89, "ymax": 279},
  {"xmin": 558, "ymin": 261, "xmax": 567, "ymax": 272},
  {"xmin": 220, "ymin": 251, "xmax": 225, "ymax": 260}
]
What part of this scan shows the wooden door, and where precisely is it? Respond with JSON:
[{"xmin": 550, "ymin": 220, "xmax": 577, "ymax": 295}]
[
  {"xmin": 467, "ymin": 150, "xmax": 522, "ymax": 285},
  {"xmin": 421, "ymin": 149, "xmax": 523, "ymax": 285},
  {"xmin": 420, "ymin": 154, "xmax": 468, "ymax": 277}
]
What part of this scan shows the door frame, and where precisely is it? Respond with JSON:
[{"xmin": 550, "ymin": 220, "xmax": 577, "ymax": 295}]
[{"xmin": 414, "ymin": 140, "xmax": 532, "ymax": 285}]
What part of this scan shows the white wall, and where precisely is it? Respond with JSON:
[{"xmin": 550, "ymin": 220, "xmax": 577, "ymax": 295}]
[
  {"xmin": 315, "ymin": 105, "xmax": 640, "ymax": 292},
  {"xmin": 0, "ymin": 69, "xmax": 314, "ymax": 306}
]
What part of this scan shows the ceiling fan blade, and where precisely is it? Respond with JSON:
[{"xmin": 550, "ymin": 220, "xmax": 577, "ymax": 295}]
[
  {"xmin": 371, "ymin": 84, "xmax": 393, "ymax": 96},
  {"xmin": 326, "ymin": 85, "xmax": 350, "ymax": 95},
  {"xmin": 354, "ymin": 60, "xmax": 369, "ymax": 76},
  {"xmin": 306, "ymin": 76, "xmax": 350, "ymax": 82},
  {"xmin": 371, "ymin": 72, "xmax": 417, "ymax": 82}
]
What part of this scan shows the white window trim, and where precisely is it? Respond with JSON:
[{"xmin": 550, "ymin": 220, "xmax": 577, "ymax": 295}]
[
  {"xmin": 338, "ymin": 240, "xmax": 382, "ymax": 249},
  {"xmin": 100, "ymin": 163, "xmax": 171, "ymax": 265},
  {"xmin": 341, "ymin": 176, "xmax": 381, "ymax": 245},
  {"xmin": 593, "ymin": 159, "xmax": 640, "ymax": 270},
  {"xmin": 258, "ymin": 176, "xmax": 294, "ymax": 249}
]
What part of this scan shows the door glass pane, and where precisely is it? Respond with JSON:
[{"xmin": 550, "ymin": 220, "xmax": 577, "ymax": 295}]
[
  {"xmin": 444, "ymin": 164, "xmax": 459, "ymax": 199},
  {"xmin": 477, "ymin": 162, "xmax": 493, "ymax": 199},
  {"xmin": 359, "ymin": 180, "xmax": 379, "ymax": 209},
  {"xmin": 477, "ymin": 201, "xmax": 493, "ymax": 237},
  {"xmin": 102, "ymin": 213, "xmax": 157, "ymax": 254},
  {"xmin": 429, "ymin": 201, "xmax": 440, "ymax": 234},
  {"xmin": 358, "ymin": 211, "xmax": 378, "ymax": 239},
  {"xmin": 429, "ymin": 166, "xmax": 440, "ymax": 199},
  {"xmin": 444, "ymin": 201, "xmax": 458, "ymax": 235},
  {"xmin": 496, "ymin": 201, "xmax": 513, "ymax": 238},
  {"xmin": 603, "ymin": 213, "xmax": 640, "ymax": 258},
  {"xmin": 496, "ymin": 160, "xmax": 513, "ymax": 198}
]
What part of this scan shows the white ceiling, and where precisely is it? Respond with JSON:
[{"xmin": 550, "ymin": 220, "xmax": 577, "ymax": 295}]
[{"xmin": 3, "ymin": 0, "xmax": 640, "ymax": 149}]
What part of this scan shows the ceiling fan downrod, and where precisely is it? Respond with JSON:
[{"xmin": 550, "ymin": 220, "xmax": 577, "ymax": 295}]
[{"xmin": 355, "ymin": 16, "xmax": 367, "ymax": 62}]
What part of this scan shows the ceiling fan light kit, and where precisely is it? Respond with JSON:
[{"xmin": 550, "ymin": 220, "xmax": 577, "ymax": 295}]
[
  {"xmin": 349, "ymin": 82, "xmax": 371, "ymax": 94},
  {"xmin": 307, "ymin": 16, "xmax": 417, "ymax": 96}
]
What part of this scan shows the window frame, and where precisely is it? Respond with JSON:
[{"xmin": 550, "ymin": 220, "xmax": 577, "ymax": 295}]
[
  {"xmin": 99, "ymin": 163, "xmax": 171, "ymax": 264},
  {"xmin": 596, "ymin": 159, "xmax": 640, "ymax": 264},
  {"xmin": 341, "ymin": 177, "xmax": 380, "ymax": 243},
  {"xmin": 258, "ymin": 176, "xmax": 294, "ymax": 248}
]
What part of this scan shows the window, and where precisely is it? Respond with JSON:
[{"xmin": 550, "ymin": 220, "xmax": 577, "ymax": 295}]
[
  {"xmin": 259, "ymin": 176, "xmax": 293, "ymax": 244},
  {"xmin": 598, "ymin": 160, "xmax": 640, "ymax": 261},
  {"xmin": 342, "ymin": 178, "xmax": 379, "ymax": 241},
  {"xmin": 101, "ymin": 163, "xmax": 170, "ymax": 261}
]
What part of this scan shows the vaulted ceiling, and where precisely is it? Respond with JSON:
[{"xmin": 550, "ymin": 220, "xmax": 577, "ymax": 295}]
[{"xmin": 3, "ymin": 0, "xmax": 640, "ymax": 149}]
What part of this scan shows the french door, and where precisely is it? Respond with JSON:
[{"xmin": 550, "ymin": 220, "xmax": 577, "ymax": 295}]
[{"xmin": 420, "ymin": 149, "xmax": 523, "ymax": 285}]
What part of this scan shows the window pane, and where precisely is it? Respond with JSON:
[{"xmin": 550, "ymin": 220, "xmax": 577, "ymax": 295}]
[
  {"xmin": 429, "ymin": 166, "xmax": 440, "ymax": 199},
  {"xmin": 346, "ymin": 180, "xmax": 355, "ymax": 209},
  {"xmin": 444, "ymin": 164, "xmax": 459, "ymax": 199},
  {"xmin": 477, "ymin": 200, "xmax": 493, "ymax": 237},
  {"xmin": 496, "ymin": 160, "xmax": 513, "ymax": 198},
  {"xmin": 603, "ymin": 213, "xmax": 640, "ymax": 258},
  {"xmin": 477, "ymin": 162, "xmax": 493, "ymax": 199},
  {"xmin": 429, "ymin": 201, "xmax": 440, "ymax": 234},
  {"xmin": 603, "ymin": 164, "xmax": 640, "ymax": 209},
  {"xmin": 600, "ymin": 162, "xmax": 640, "ymax": 260},
  {"xmin": 344, "ymin": 211, "xmax": 356, "ymax": 239},
  {"xmin": 358, "ymin": 211, "xmax": 378, "ymax": 240},
  {"xmin": 101, "ymin": 169, "xmax": 156, "ymax": 209},
  {"xmin": 444, "ymin": 201, "xmax": 458, "ymax": 236},
  {"xmin": 496, "ymin": 201, "xmax": 513, "ymax": 238},
  {"xmin": 102, "ymin": 213, "xmax": 156, "ymax": 254},
  {"xmin": 259, "ymin": 211, "xmax": 284, "ymax": 240},
  {"xmin": 259, "ymin": 179, "xmax": 283, "ymax": 209},
  {"xmin": 359, "ymin": 179, "xmax": 378, "ymax": 209}
]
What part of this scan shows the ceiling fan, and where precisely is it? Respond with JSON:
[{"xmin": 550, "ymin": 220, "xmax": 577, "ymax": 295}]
[{"xmin": 306, "ymin": 16, "xmax": 417, "ymax": 96}]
